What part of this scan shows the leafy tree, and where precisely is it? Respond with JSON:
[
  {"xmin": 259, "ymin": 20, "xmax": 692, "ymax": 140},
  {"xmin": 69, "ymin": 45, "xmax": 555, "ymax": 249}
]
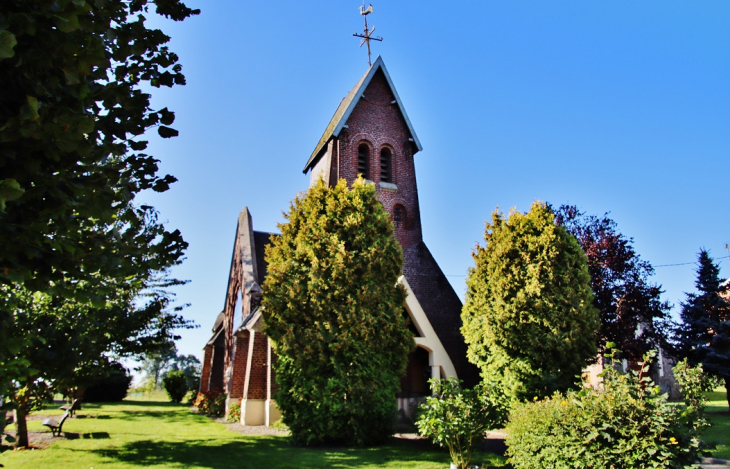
[
  {"xmin": 0, "ymin": 0, "xmax": 197, "ymax": 445},
  {"xmin": 263, "ymin": 178, "xmax": 413, "ymax": 446},
  {"xmin": 461, "ymin": 202, "xmax": 599, "ymax": 401},
  {"xmin": 0, "ymin": 0, "xmax": 197, "ymax": 290},
  {"xmin": 416, "ymin": 377, "xmax": 508, "ymax": 469},
  {"xmin": 676, "ymin": 249, "xmax": 730, "ymax": 409},
  {"xmin": 139, "ymin": 343, "xmax": 200, "ymax": 390},
  {"xmin": 553, "ymin": 205, "xmax": 672, "ymax": 360},
  {"xmin": 139, "ymin": 342, "xmax": 178, "ymax": 390},
  {"xmin": 1, "ymin": 277, "xmax": 191, "ymax": 448}
]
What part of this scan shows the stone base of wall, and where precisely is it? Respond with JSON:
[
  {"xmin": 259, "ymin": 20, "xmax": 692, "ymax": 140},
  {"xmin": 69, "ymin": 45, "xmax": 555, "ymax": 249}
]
[{"xmin": 241, "ymin": 399, "xmax": 281, "ymax": 427}]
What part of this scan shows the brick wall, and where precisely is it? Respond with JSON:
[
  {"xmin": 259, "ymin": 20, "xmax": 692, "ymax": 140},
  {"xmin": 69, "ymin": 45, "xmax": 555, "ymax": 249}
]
[
  {"xmin": 246, "ymin": 333, "xmax": 269, "ymax": 400},
  {"xmin": 200, "ymin": 344, "xmax": 213, "ymax": 392},
  {"xmin": 210, "ymin": 337, "xmax": 226, "ymax": 391},
  {"xmin": 229, "ymin": 334, "xmax": 250, "ymax": 399}
]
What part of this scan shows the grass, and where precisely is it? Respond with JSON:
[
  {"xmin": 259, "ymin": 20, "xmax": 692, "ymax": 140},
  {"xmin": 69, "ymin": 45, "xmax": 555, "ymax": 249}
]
[
  {"xmin": 0, "ymin": 398, "xmax": 508, "ymax": 468},
  {"xmin": 704, "ymin": 389, "xmax": 730, "ymax": 460}
]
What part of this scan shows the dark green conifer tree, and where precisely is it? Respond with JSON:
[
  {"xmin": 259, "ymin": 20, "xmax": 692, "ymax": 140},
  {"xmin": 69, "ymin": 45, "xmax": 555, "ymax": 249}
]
[{"xmin": 677, "ymin": 249, "xmax": 730, "ymax": 409}]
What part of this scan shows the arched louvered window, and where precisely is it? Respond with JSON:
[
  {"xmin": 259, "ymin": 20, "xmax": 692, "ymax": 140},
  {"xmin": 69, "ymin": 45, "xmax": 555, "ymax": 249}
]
[
  {"xmin": 380, "ymin": 148, "xmax": 392, "ymax": 183},
  {"xmin": 357, "ymin": 144, "xmax": 370, "ymax": 180},
  {"xmin": 393, "ymin": 204, "xmax": 405, "ymax": 227}
]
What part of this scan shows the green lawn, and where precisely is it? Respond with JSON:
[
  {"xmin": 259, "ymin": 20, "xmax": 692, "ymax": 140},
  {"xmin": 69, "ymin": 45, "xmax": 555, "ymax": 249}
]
[
  {"xmin": 0, "ymin": 398, "xmax": 507, "ymax": 468},
  {"xmin": 704, "ymin": 389, "xmax": 730, "ymax": 460}
]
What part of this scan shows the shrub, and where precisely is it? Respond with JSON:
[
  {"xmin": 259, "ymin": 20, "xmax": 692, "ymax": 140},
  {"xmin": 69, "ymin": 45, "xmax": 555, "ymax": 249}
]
[
  {"xmin": 83, "ymin": 363, "xmax": 133, "ymax": 402},
  {"xmin": 506, "ymin": 347, "xmax": 709, "ymax": 469},
  {"xmin": 227, "ymin": 400, "xmax": 241, "ymax": 422},
  {"xmin": 416, "ymin": 377, "xmax": 508, "ymax": 469},
  {"xmin": 673, "ymin": 358, "xmax": 720, "ymax": 411},
  {"xmin": 193, "ymin": 389, "xmax": 225, "ymax": 417},
  {"xmin": 162, "ymin": 370, "xmax": 189, "ymax": 403}
]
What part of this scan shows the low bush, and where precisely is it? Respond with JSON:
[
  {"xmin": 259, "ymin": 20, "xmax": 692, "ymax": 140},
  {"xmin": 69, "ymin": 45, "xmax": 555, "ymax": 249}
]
[
  {"xmin": 416, "ymin": 377, "xmax": 508, "ymax": 469},
  {"xmin": 84, "ymin": 363, "xmax": 133, "ymax": 402},
  {"xmin": 506, "ymin": 347, "xmax": 709, "ymax": 469},
  {"xmin": 162, "ymin": 370, "xmax": 189, "ymax": 403},
  {"xmin": 193, "ymin": 389, "xmax": 226, "ymax": 417},
  {"xmin": 673, "ymin": 358, "xmax": 720, "ymax": 411}
]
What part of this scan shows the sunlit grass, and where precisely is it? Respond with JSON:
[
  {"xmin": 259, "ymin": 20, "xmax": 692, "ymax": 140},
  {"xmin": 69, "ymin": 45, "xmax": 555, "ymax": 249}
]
[
  {"xmin": 704, "ymin": 388, "xmax": 730, "ymax": 460},
  {"xmin": 0, "ymin": 399, "xmax": 508, "ymax": 468}
]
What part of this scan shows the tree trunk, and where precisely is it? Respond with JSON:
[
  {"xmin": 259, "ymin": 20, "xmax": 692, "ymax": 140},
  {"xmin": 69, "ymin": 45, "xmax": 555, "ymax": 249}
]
[
  {"xmin": 14, "ymin": 405, "xmax": 28, "ymax": 449},
  {"xmin": 725, "ymin": 376, "xmax": 729, "ymax": 412}
]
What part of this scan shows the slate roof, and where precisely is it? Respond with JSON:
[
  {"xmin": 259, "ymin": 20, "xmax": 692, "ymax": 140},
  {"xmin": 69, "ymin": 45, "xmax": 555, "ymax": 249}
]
[
  {"xmin": 253, "ymin": 231, "xmax": 276, "ymax": 286},
  {"xmin": 303, "ymin": 56, "xmax": 423, "ymax": 174},
  {"xmin": 403, "ymin": 241, "xmax": 481, "ymax": 387}
]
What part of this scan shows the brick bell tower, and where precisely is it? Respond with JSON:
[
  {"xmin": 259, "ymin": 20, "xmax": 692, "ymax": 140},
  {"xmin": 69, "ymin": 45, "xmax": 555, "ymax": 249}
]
[
  {"xmin": 303, "ymin": 57, "xmax": 479, "ymax": 401},
  {"xmin": 303, "ymin": 56, "xmax": 423, "ymax": 254}
]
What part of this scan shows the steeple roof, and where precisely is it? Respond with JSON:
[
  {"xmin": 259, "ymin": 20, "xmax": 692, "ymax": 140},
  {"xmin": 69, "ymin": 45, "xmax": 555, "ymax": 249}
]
[{"xmin": 303, "ymin": 56, "xmax": 423, "ymax": 174}]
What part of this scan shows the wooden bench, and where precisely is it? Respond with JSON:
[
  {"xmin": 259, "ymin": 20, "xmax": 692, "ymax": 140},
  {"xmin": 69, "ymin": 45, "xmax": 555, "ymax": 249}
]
[
  {"xmin": 43, "ymin": 409, "xmax": 71, "ymax": 437},
  {"xmin": 59, "ymin": 398, "xmax": 80, "ymax": 417}
]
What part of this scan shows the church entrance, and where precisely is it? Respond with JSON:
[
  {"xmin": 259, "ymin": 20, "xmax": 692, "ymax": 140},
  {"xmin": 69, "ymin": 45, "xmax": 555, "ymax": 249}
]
[{"xmin": 397, "ymin": 346, "xmax": 432, "ymax": 418}]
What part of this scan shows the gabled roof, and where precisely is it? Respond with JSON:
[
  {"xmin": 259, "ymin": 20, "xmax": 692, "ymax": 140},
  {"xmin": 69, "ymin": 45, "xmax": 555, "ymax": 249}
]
[{"xmin": 303, "ymin": 56, "xmax": 423, "ymax": 174}]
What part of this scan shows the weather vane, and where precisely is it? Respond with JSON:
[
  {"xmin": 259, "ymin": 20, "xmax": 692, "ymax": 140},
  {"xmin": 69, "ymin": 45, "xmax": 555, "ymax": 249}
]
[{"xmin": 353, "ymin": 3, "xmax": 383, "ymax": 67}]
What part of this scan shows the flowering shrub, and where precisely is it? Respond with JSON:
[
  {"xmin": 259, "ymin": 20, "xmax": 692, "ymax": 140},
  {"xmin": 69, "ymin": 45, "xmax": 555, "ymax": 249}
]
[
  {"xmin": 193, "ymin": 389, "xmax": 226, "ymax": 417},
  {"xmin": 506, "ymin": 347, "xmax": 709, "ymax": 469},
  {"xmin": 227, "ymin": 400, "xmax": 241, "ymax": 422},
  {"xmin": 416, "ymin": 377, "xmax": 508, "ymax": 469}
]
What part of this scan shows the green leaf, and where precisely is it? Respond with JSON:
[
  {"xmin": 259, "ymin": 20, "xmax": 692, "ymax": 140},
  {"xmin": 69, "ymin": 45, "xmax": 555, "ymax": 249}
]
[
  {"xmin": 157, "ymin": 126, "xmax": 179, "ymax": 138},
  {"xmin": 55, "ymin": 13, "xmax": 80, "ymax": 33},
  {"xmin": 0, "ymin": 30, "xmax": 17, "ymax": 60},
  {"xmin": 159, "ymin": 107, "xmax": 175, "ymax": 125},
  {"xmin": 0, "ymin": 178, "xmax": 24, "ymax": 210},
  {"xmin": 20, "ymin": 95, "xmax": 40, "ymax": 121}
]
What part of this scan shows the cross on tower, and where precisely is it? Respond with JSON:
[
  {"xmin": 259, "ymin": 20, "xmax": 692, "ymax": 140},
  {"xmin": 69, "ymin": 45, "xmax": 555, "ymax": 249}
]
[{"xmin": 353, "ymin": 3, "xmax": 383, "ymax": 67}]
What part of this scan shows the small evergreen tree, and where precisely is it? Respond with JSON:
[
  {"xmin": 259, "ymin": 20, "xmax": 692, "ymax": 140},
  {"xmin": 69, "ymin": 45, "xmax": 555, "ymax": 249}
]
[
  {"xmin": 461, "ymin": 202, "xmax": 599, "ymax": 401},
  {"xmin": 677, "ymin": 249, "xmax": 730, "ymax": 409},
  {"xmin": 263, "ymin": 178, "xmax": 413, "ymax": 446}
]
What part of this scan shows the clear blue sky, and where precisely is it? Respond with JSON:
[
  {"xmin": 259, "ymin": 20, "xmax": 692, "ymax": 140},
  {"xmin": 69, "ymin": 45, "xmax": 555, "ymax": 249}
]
[{"xmin": 138, "ymin": 1, "xmax": 730, "ymax": 361}]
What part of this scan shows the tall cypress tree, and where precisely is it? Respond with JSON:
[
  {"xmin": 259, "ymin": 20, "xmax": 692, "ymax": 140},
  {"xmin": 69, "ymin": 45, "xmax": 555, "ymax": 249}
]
[
  {"xmin": 677, "ymin": 249, "xmax": 730, "ymax": 409},
  {"xmin": 461, "ymin": 202, "xmax": 599, "ymax": 401},
  {"xmin": 263, "ymin": 178, "xmax": 413, "ymax": 446}
]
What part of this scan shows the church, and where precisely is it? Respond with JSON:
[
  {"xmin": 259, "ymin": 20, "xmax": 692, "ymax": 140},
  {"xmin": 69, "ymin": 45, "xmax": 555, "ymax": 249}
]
[{"xmin": 199, "ymin": 56, "xmax": 478, "ymax": 426}]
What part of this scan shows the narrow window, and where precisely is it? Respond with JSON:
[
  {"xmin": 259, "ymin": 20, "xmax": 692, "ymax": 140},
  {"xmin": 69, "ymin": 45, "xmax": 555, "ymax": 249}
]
[
  {"xmin": 393, "ymin": 204, "xmax": 405, "ymax": 227},
  {"xmin": 357, "ymin": 144, "xmax": 370, "ymax": 180},
  {"xmin": 380, "ymin": 148, "xmax": 392, "ymax": 183}
]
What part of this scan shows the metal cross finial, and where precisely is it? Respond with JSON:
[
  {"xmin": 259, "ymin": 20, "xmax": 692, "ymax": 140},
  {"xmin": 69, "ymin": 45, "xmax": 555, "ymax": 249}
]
[{"xmin": 353, "ymin": 3, "xmax": 383, "ymax": 67}]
